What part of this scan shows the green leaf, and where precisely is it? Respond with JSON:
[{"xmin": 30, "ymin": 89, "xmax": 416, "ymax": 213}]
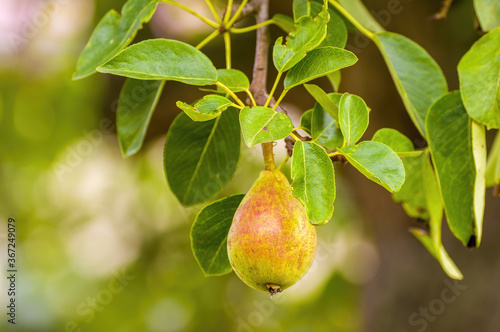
[
  {"xmin": 272, "ymin": 14, "xmax": 295, "ymax": 32},
  {"xmin": 176, "ymin": 95, "xmax": 233, "ymax": 122},
  {"xmin": 374, "ymin": 32, "xmax": 448, "ymax": 136},
  {"xmin": 240, "ymin": 106, "xmax": 294, "ymax": 147},
  {"xmin": 392, "ymin": 154, "xmax": 428, "ymax": 220},
  {"xmin": 191, "ymin": 194, "xmax": 244, "ymax": 276},
  {"xmin": 339, "ymin": 141, "xmax": 405, "ymax": 192},
  {"xmin": 410, "ymin": 228, "xmax": 463, "ymax": 280},
  {"xmin": 273, "ymin": 1, "xmax": 329, "ymax": 72},
  {"xmin": 474, "ymin": 0, "xmax": 500, "ymax": 31},
  {"xmin": 97, "ymin": 39, "xmax": 217, "ymax": 85},
  {"xmin": 426, "ymin": 91, "xmax": 486, "ymax": 247},
  {"xmin": 458, "ymin": 27, "xmax": 500, "ymax": 129},
  {"xmin": 372, "ymin": 128, "xmax": 414, "ymax": 153},
  {"xmin": 164, "ymin": 109, "xmax": 240, "ymax": 206},
  {"xmin": 304, "ymin": 84, "xmax": 339, "ymax": 121},
  {"xmin": 117, "ymin": 79, "xmax": 164, "ymax": 157},
  {"xmin": 293, "ymin": 0, "xmax": 311, "ymax": 20},
  {"xmin": 291, "ymin": 141, "xmax": 335, "ymax": 224},
  {"xmin": 311, "ymin": 102, "xmax": 343, "ymax": 151},
  {"xmin": 216, "ymin": 69, "xmax": 250, "ymax": 93},
  {"xmin": 327, "ymin": 71, "xmax": 341, "ymax": 92},
  {"xmin": 320, "ymin": 9, "xmax": 348, "ymax": 49},
  {"xmin": 337, "ymin": 0, "xmax": 385, "ymax": 33},
  {"xmin": 338, "ymin": 93, "xmax": 369, "ymax": 146},
  {"xmin": 73, "ymin": 0, "xmax": 158, "ymax": 80},
  {"xmin": 486, "ymin": 130, "xmax": 500, "ymax": 188},
  {"xmin": 300, "ymin": 109, "xmax": 314, "ymax": 134},
  {"xmin": 284, "ymin": 47, "xmax": 358, "ymax": 89}
]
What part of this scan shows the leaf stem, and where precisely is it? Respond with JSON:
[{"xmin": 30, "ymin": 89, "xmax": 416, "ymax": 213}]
[
  {"xmin": 327, "ymin": 151, "xmax": 341, "ymax": 157},
  {"xmin": 277, "ymin": 154, "xmax": 290, "ymax": 170},
  {"xmin": 230, "ymin": 19, "xmax": 273, "ymax": 34},
  {"xmin": 273, "ymin": 88, "xmax": 289, "ymax": 110},
  {"xmin": 216, "ymin": 82, "xmax": 245, "ymax": 107},
  {"xmin": 161, "ymin": 0, "xmax": 219, "ymax": 29},
  {"xmin": 204, "ymin": 0, "xmax": 222, "ymax": 23},
  {"xmin": 230, "ymin": 103, "xmax": 244, "ymax": 109},
  {"xmin": 328, "ymin": 0, "xmax": 375, "ymax": 40},
  {"xmin": 245, "ymin": 89, "xmax": 257, "ymax": 106},
  {"xmin": 223, "ymin": 0, "xmax": 234, "ymax": 23},
  {"xmin": 226, "ymin": 0, "xmax": 249, "ymax": 28},
  {"xmin": 196, "ymin": 30, "xmax": 220, "ymax": 50},
  {"xmin": 265, "ymin": 71, "xmax": 283, "ymax": 107},
  {"xmin": 224, "ymin": 32, "xmax": 232, "ymax": 69},
  {"xmin": 262, "ymin": 142, "xmax": 276, "ymax": 170}
]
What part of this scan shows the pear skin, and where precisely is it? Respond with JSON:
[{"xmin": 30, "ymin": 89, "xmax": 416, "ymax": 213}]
[{"xmin": 227, "ymin": 169, "xmax": 317, "ymax": 295}]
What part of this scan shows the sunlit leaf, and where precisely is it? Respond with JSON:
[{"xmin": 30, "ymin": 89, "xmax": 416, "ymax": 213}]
[
  {"xmin": 458, "ymin": 27, "xmax": 500, "ymax": 129},
  {"xmin": 191, "ymin": 194, "xmax": 244, "ymax": 276},
  {"xmin": 284, "ymin": 47, "xmax": 357, "ymax": 89},
  {"xmin": 177, "ymin": 95, "xmax": 232, "ymax": 122},
  {"xmin": 372, "ymin": 128, "xmax": 414, "ymax": 153},
  {"xmin": 164, "ymin": 109, "xmax": 240, "ymax": 206},
  {"xmin": 292, "ymin": 140, "xmax": 335, "ymax": 224},
  {"xmin": 240, "ymin": 107, "xmax": 294, "ymax": 147},
  {"xmin": 374, "ymin": 32, "xmax": 448, "ymax": 136},
  {"xmin": 426, "ymin": 91, "xmax": 486, "ymax": 247},
  {"xmin": 73, "ymin": 0, "xmax": 158, "ymax": 79},
  {"xmin": 339, "ymin": 141, "xmax": 405, "ymax": 192},
  {"xmin": 338, "ymin": 93, "xmax": 369, "ymax": 146},
  {"xmin": 98, "ymin": 39, "xmax": 217, "ymax": 85},
  {"xmin": 216, "ymin": 69, "xmax": 249, "ymax": 93},
  {"xmin": 117, "ymin": 79, "xmax": 164, "ymax": 157}
]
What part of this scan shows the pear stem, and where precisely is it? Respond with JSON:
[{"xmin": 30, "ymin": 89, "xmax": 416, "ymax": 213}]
[{"xmin": 262, "ymin": 142, "xmax": 276, "ymax": 170}]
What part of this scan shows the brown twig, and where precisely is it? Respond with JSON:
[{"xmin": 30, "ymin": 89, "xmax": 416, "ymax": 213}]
[{"xmin": 429, "ymin": 0, "xmax": 454, "ymax": 20}]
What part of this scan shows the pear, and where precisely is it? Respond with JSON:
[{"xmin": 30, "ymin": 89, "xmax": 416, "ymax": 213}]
[{"xmin": 227, "ymin": 169, "xmax": 317, "ymax": 296}]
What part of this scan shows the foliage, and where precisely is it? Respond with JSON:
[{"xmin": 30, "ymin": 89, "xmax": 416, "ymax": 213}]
[{"xmin": 74, "ymin": 0, "xmax": 500, "ymax": 281}]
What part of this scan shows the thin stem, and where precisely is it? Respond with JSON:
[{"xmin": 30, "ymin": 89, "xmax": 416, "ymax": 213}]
[
  {"xmin": 328, "ymin": 151, "xmax": 341, "ymax": 157},
  {"xmin": 262, "ymin": 142, "xmax": 276, "ymax": 170},
  {"xmin": 204, "ymin": 0, "xmax": 222, "ymax": 23},
  {"xmin": 230, "ymin": 20, "xmax": 274, "ymax": 33},
  {"xmin": 196, "ymin": 30, "xmax": 220, "ymax": 50},
  {"xmin": 329, "ymin": 0, "xmax": 375, "ymax": 40},
  {"xmin": 245, "ymin": 89, "xmax": 257, "ymax": 106},
  {"xmin": 290, "ymin": 132, "xmax": 300, "ymax": 141},
  {"xmin": 277, "ymin": 154, "xmax": 290, "ymax": 170},
  {"xmin": 265, "ymin": 71, "xmax": 283, "ymax": 107},
  {"xmin": 430, "ymin": 0, "xmax": 454, "ymax": 20},
  {"xmin": 226, "ymin": 0, "xmax": 250, "ymax": 28},
  {"xmin": 223, "ymin": 0, "xmax": 234, "ymax": 23},
  {"xmin": 224, "ymin": 32, "xmax": 232, "ymax": 69},
  {"xmin": 161, "ymin": 0, "xmax": 219, "ymax": 29},
  {"xmin": 230, "ymin": 103, "xmax": 244, "ymax": 109},
  {"xmin": 273, "ymin": 89, "xmax": 289, "ymax": 110},
  {"xmin": 216, "ymin": 82, "xmax": 245, "ymax": 107}
]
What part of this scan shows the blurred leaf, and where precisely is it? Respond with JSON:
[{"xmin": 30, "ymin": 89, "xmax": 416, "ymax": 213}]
[
  {"xmin": 97, "ymin": 39, "xmax": 217, "ymax": 85},
  {"xmin": 73, "ymin": 0, "xmax": 158, "ymax": 80},
  {"xmin": 374, "ymin": 32, "xmax": 448, "ymax": 136},
  {"xmin": 339, "ymin": 141, "xmax": 405, "ymax": 192},
  {"xmin": 327, "ymin": 71, "xmax": 341, "ymax": 92},
  {"xmin": 372, "ymin": 128, "xmax": 414, "ymax": 153},
  {"xmin": 474, "ymin": 0, "xmax": 500, "ymax": 31},
  {"xmin": 284, "ymin": 47, "xmax": 357, "ymax": 89},
  {"xmin": 304, "ymin": 84, "xmax": 339, "ymax": 121},
  {"xmin": 292, "ymin": 141, "xmax": 335, "ymax": 224},
  {"xmin": 338, "ymin": 93, "xmax": 369, "ymax": 146},
  {"xmin": 458, "ymin": 27, "xmax": 500, "ymax": 129},
  {"xmin": 300, "ymin": 109, "xmax": 314, "ymax": 134},
  {"xmin": 486, "ymin": 130, "xmax": 500, "ymax": 188},
  {"xmin": 191, "ymin": 194, "xmax": 244, "ymax": 276},
  {"xmin": 240, "ymin": 106, "xmax": 294, "ymax": 147},
  {"xmin": 272, "ymin": 14, "xmax": 295, "ymax": 32},
  {"xmin": 164, "ymin": 109, "xmax": 240, "ymax": 206},
  {"xmin": 426, "ymin": 91, "xmax": 486, "ymax": 247},
  {"xmin": 311, "ymin": 102, "xmax": 343, "ymax": 151},
  {"xmin": 273, "ymin": 1, "xmax": 329, "ymax": 72},
  {"xmin": 177, "ymin": 95, "xmax": 232, "ymax": 122},
  {"xmin": 216, "ymin": 69, "xmax": 250, "ymax": 93},
  {"xmin": 320, "ymin": 9, "xmax": 348, "ymax": 48},
  {"xmin": 293, "ymin": 0, "xmax": 311, "ymax": 20},
  {"xmin": 337, "ymin": 0, "xmax": 385, "ymax": 33},
  {"xmin": 117, "ymin": 79, "xmax": 164, "ymax": 157}
]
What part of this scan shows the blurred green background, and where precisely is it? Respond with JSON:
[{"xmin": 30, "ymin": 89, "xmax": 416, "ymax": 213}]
[{"xmin": 0, "ymin": 0, "xmax": 499, "ymax": 331}]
